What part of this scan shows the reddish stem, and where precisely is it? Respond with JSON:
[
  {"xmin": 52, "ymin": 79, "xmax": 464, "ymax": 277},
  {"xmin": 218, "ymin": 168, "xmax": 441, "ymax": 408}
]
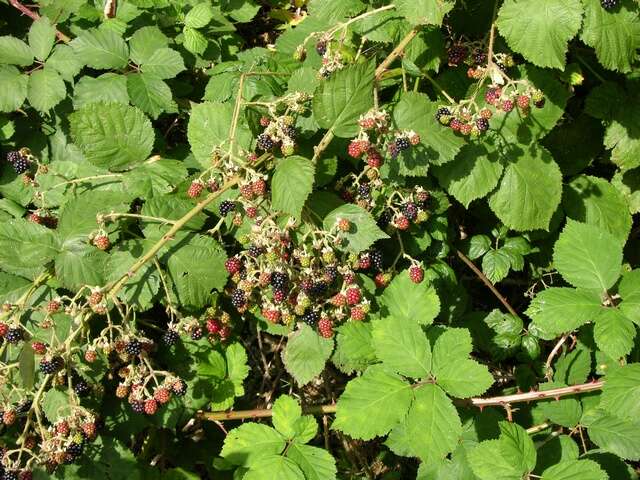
[{"xmin": 8, "ymin": 0, "xmax": 71, "ymax": 43}]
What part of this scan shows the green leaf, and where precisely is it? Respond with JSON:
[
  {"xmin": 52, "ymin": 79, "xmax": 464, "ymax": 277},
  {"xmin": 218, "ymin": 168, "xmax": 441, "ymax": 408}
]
[
  {"xmin": 164, "ymin": 234, "xmax": 228, "ymax": 309},
  {"xmin": 286, "ymin": 444, "xmax": 337, "ymax": 480},
  {"xmin": 586, "ymin": 412, "xmax": 640, "ymax": 460},
  {"xmin": 184, "ymin": 3, "xmax": 214, "ymax": 28},
  {"xmin": 580, "ymin": 0, "xmax": 640, "ymax": 73},
  {"xmin": 535, "ymin": 435, "xmax": 580, "ymax": 474},
  {"xmin": 433, "ymin": 143, "xmax": 504, "ymax": 207},
  {"xmin": 488, "ymin": 146, "xmax": 562, "ymax": 231},
  {"xmin": 0, "ymin": 36, "xmax": 33, "ymax": 66},
  {"xmin": 323, "ymin": 204, "xmax": 388, "ymax": 254},
  {"xmin": 554, "ymin": 348, "xmax": 591, "ymax": 385},
  {"xmin": 183, "ymin": 27, "xmax": 208, "ymax": 55},
  {"xmin": 272, "ymin": 156, "xmax": 315, "ymax": 219},
  {"xmin": 619, "ymin": 269, "xmax": 640, "ymax": 324},
  {"xmin": 601, "ymin": 363, "xmax": 640, "ymax": 420},
  {"xmin": 243, "ymin": 455, "xmax": 305, "ymax": 480},
  {"xmin": 482, "ymin": 249, "xmax": 511, "ymax": 284},
  {"xmin": 226, "ymin": 342, "xmax": 249, "ymax": 396},
  {"xmin": 222, "ymin": 0, "xmax": 262, "ymax": 23},
  {"xmin": 57, "ymin": 190, "xmax": 130, "ymax": 240},
  {"xmin": 333, "ymin": 365, "xmax": 413, "ymax": 440},
  {"xmin": 42, "ymin": 389, "xmax": 72, "ymax": 422},
  {"xmin": 396, "ymin": 0, "xmax": 455, "ymax": 25},
  {"xmin": 141, "ymin": 48, "xmax": 185, "ymax": 79},
  {"xmin": 108, "ymin": 244, "xmax": 159, "ymax": 310},
  {"xmin": 221, "ymin": 423, "xmax": 285, "ymax": 467},
  {"xmin": 393, "ymin": 92, "xmax": 464, "ymax": 166},
  {"xmin": 273, "ymin": 395, "xmax": 304, "ymax": 439},
  {"xmin": 73, "ymin": 73, "xmax": 129, "ymax": 109},
  {"xmin": 27, "ymin": 68, "xmax": 66, "ymax": 112},
  {"xmin": 129, "ymin": 27, "xmax": 169, "ymax": 65},
  {"xmin": 55, "ymin": 238, "xmax": 108, "ymax": 289},
  {"xmin": 468, "ymin": 422, "xmax": 537, "ymax": 480},
  {"xmin": 0, "ymin": 66, "xmax": 27, "ymax": 112},
  {"xmin": 70, "ymin": 102, "xmax": 154, "ymax": 171},
  {"xmin": 313, "ymin": 62, "xmax": 374, "ymax": 138},
  {"xmin": 526, "ymin": 287, "xmax": 602, "ymax": 338},
  {"xmin": 594, "ymin": 308, "xmax": 635, "ymax": 360},
  {"xmin": 563, "ymin": 175, "xmax": 632, "ymax": 244},
  {"xmin": 282, "ymin": 324, "xmax": 333, "ymax": 386},
  {"xmin": 468, "ymin": 235, "xmax": 492, "ymax": 260},
  {"xmin": 380, "ymin": 272, "xmax": 440, "ymax": 325},
  {"xmin": 123, "ymin": 159, "xmax": 188, "ymax": 198},
  {"xmin": 127, "ymin": 73, "xmax": 175, "ymax": 119},
  {"xmin": 187, "ymin": 102, "xmax": 252, "ymax": 165},
  {"xmin": 536, "ymin": 382, "xmax": 583, "ymax": 428},
  {"xmin": 468, "ymin": 439, "xmax": 524, "ymax": 480},
  {"xmin": 386, "ymin": 384, "xmax": 462, "ymax": 465},
  {"xmin": 431, "ymin": 328, "xmax": 493, "ymax": 398},
  {"xmin": 332, "ymin": 321, "xmax": 376, "ymax": 374},
  {"xmin": 497, "ymin": 0, "xmax": 583, "ymax": 69},
  {"xmin": 28, "ymin": 17, "xmax": 56, "ymax": 61},
  {"xmin": 0, "ymin": 220, "xmax": 59, "ymax": 277},
  {"xmin": 553, "ymin": 220, "xmax": 623, "ymax": 291},
  {"xmin": 46, "ymin": 45, "xmax": 83, "ymax": 82},
  {"xmin": 541, "ymin": 459, "xmax": 607, "ymax": 480},
  {"xmin": 70, "ymin": 28, "xmax": 129, "ymax": 69},
  {"xmin": 372, "ymin": 317, "xmax": 431, "ymax": 378}
]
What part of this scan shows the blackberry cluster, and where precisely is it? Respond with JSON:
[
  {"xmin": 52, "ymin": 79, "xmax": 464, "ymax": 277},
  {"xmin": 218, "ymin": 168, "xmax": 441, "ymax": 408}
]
[
  {"xmin": 302, "ymin": 310, "xmax": 320, "ymax": 326},
  {"xmin": 190, "ymin": 327, "xmax": 204, "ymax": 340},
  {"xmin": 66, "ymin": 441, "xmax": 84, "ymax": 457},
  {"xmin": 369, "ymin": 249, "xmax": 384, "ymax": 270},
  {"xmin": 219, "ymin": 200, "xmax": 235, "ymax": 217},
  {"xmin": 73, "ymin": 378, "xmax": 91, "ymax": 396},
  {"xmin": 231, "ymin": 289, "xmax": 246, "ymax": 308},
  {"xmin": 435, "ymin": 107, "xmax": 452, "ymax": 124},
  {"xmin": 256, "ymin": 134, "xmax": 275, "ymax": 151},
  {"xmin": 402, "ymin": 202, "xmax": 418, "ymax": 221},
  {"xmin": 395, "ymin": 137, "xmax": 411, "ymax": 151},
  {"xmin": 6, "ymin": 151, "xmax": 30, "ymax": 174},
  {"xmin": 5, "ymin": 328, "xmax": 23, "ymax": 344},
  {"xmin": 271, "ymin": 271, "xmax": 289, "ymax": 290},
  {"xmin": 39, "ymin": 356, "xmax": 63, "ymax": 375},
  {"xmin": 601, "ymin": 0, "xmax": 618, "ymax": 8},
  {"xmin": 447, "ymin": 45, "xmax": 468, "ymax": 66},
  {"xmin": 163, "ymin": 329, "xmax": 179, "ymax": 346},
  {"xmin": 124, "ymin": 339, "xmax": 142, "ymax": 356}
]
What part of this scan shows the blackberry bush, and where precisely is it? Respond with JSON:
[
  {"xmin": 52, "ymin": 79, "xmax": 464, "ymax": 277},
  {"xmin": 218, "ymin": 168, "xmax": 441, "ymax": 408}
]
[{"xmin": 0, "ymin": 0, "xmax": 638, "ymax": 478}]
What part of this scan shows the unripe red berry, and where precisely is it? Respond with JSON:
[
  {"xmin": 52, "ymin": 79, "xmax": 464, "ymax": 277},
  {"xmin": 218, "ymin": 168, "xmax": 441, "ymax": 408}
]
[
  {"xmin": 93, "ymin": 235, "xmax": 110, "ymax": 251},
  {"xmin": 144, "ymin": 398, "xmax": 158, "ymax": 415},
  {"xmin": 409, "ymin": 265, "xmax": 424, "ymax": 284},
  {"xmin": 187, "ymin": 180, "xmax": 204, "ymax": 199},
  {"xmin": 345, "ymin": 287, "xmax": 361, "ymax": 305}
]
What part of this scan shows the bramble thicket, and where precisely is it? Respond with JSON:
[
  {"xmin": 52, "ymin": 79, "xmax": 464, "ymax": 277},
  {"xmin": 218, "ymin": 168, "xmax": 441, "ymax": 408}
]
[{"xmin": 0, "ymin": 0, "xmax": 639, "ymax": 479}]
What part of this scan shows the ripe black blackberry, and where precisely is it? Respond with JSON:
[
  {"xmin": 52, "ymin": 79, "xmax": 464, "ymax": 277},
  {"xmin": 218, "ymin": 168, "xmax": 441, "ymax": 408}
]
[
  {"xmin": 270, "ymin": 271, "xmax": 289, "ymax": 290},
  {"xmin": 395, "ymin": 137, "xmax": 411, "ymax": 151},
  {"xmin": 219, "ymin": 200, "xmax": 235, "ymax": 217},
  {"xmin": 472, "ymin": 49, "xmax": 487, "ymax": 65},
  {"xmin": 402, "ymin": 202, "xmax": 418, "ymax": 221},
  {"xmin": 476, "ymin": 118, "xmax": 490, "ymax": 132},
  {"xmin": 17, "ymin": 399, "xmax": 32, "ymax": 413},
  {"xmin": 358, "ymin": 183, "xmax": 370, "ymax": 199},
  {"xmin": 256, "ymin": 134, "xmax": 274, "ymax": 151},
  {"xmin": 5, "ymin": 328, "xmax": 22, "ymax": 344},
  {"xmin": 302, "ymin": 310, "xmax": 320, "ymax": 326},
  {"xmin": 2, "ymin": 471, "xmax": 18, "ymax": 480},
  {"xmin": 601, "ymin": 0, "xmax": 618, "ymax": 9},
  {"xmin": 231, "ymin": 289, "xmax": 246, "ymax": 308},
  {"xmin": 66, "ymin": 441, "xmax": 84, "ymax": 457},
  {"xmin": 324, "ymin": 265, "xmax": 338, "ymax": 283},
  {"xmin": 39, "ymin": 356, "xmax": 62, "ymax": 375},
  {"xmin": 369, "ymin": 249, "xmax": 384, "ymax": 270},
  {"xmin": 131, "ymin": 400, "xmax": 145, "ymax": 413},
  {"xmin": 447, "ymin": 45, "xmax": 468, "ymax": 66},
  {"xmin": 316, "ymin": 40, "xmax": 327, "ymax": 56},
  {"xmin": 282, "ymin": 125, "xmax": 297, "ymax": 139},
  {"xmin": 190, "ymin": 327, "xmax": 204, "ymax": 340},
  {"xmin": 11, "ymin": 156, "xmax": 30, "ymax": 174},
  {"xmin": 248, "ymin": 245, "xmax": 262, "ymax": 257},
  {"xmin": 163, "ymin": 329, "xmax": 179, "ymax": 346},
  {"xmin": 125, "ymin": 339, "xmax": 142, "ymax": 356},
  {"xmin": 73, "ymin": 378, "xmax": 91, "ymax": 396},
  {"xmin": 377, "ymin": 209, "xmax": 392, "ymax": 229}
]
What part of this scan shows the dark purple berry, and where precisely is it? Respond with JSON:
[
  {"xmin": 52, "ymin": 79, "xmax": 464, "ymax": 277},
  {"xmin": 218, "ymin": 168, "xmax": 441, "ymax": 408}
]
[
  {"xmin": 302, "ymin": 310, "xmax": 320, "ymax": 326},
  {"xmin": 231, "ymin": 289, "xmax": 246, "ymax": 308},
  {"xmin": 476, "ymin": 118, "xmax": 490, "ymax": 132},
  {"xmin": 219, "ymin": 200, "xmax": 235, "ymax": 217},
  {"xmin": 256, "ymin": 134, "xmax": 274, "ymax": 151},
  {"xmin": 163, "ymin": 329, "xmax": 179, "ymax": 346},
  {"xmin": 124, "ymin": 339, "xmax": 142, "ymax": 356}
]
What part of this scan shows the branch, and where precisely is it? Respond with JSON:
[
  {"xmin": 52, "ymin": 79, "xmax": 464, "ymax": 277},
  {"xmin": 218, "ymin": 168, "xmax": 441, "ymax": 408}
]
[
  {"xmin": 375, "ymin": 26, "xmax": 421, "ymax": 81},
  {"xmin": 469, "ymin": 380, "xmax": 604, "ymax": 408},
  {"xmin": 456, "ymin": 249, "xmax": 521, "ymax": 319},
  {"xmin": 8, "ymin": 0, "xmax": 71, "ymax": 43},
  {"xmin": 198, "ymin": 381, "xmax": 604, "ymax": 422}
]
